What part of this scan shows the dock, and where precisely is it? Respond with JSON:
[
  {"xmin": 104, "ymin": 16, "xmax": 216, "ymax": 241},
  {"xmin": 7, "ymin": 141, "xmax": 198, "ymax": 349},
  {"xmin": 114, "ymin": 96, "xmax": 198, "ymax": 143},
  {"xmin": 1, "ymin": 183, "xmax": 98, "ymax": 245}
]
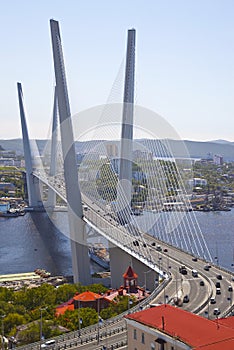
[{"xmin": 0, "ymin": 272, "xmax": 41, "ymax": 282}]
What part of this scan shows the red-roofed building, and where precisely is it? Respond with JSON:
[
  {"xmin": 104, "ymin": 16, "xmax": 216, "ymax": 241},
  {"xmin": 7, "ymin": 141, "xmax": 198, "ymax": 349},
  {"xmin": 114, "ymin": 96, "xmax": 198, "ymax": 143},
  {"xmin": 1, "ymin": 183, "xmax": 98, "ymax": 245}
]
[
  {"xmin": 73, "ymin": 291, "xmax": 110, "ymax": 311},
  {"xmin": 125, "ymin": 304, "xmax": 234, "ymax": 349},
  {"xmin": 123, "ymin": 265, "xmax": 138, "ymax": 293},
  {"xmin": 55, "ymin": 291, "xmax": 111, "ymax": 316}
]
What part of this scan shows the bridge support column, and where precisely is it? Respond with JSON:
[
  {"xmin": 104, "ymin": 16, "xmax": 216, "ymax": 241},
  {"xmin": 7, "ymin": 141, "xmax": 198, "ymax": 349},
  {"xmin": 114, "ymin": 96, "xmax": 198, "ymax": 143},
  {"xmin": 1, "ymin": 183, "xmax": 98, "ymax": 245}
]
[
  {"xmin": 109, "ymin": 245, "xmax": 157, "ymax": 291},
  {"xmin": 117, "ymin": 29, "xmax": 136, "ymax": 224},
  {"xmin": 46, "ymin": 86, "xmax": 58, "ymax": 209},
  {"xmin": 50, "ymin": 19, "xmax": 91, "ymax": 285},
  {"xmin": 17, "ymin": 82, "xmax": 42, "ymax": 208}
]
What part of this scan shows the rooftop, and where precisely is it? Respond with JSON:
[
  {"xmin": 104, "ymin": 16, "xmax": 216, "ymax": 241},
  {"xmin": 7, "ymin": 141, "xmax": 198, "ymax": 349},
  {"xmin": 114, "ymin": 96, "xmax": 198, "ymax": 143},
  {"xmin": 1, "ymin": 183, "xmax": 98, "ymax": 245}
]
[
  {"xmin": 123, "ymin": 265, "xmax": 138, "ymax": 279},
  {"xmin": 73, "ymin": 291, "xmax": 102, "ymax": 302},
  {"xmin": 126, "ymin": 304, "xmax": 234, "ymax": 349}
]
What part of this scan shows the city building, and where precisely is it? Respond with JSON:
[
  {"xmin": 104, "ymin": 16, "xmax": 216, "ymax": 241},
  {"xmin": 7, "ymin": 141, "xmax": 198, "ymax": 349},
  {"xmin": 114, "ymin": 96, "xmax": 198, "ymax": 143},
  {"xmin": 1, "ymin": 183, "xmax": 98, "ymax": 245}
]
[
  {"xmin": 187, "ymin": 178, "xmax": 207, "ymax": 188},
  {"xmin": 125, "ymin": 304, "xmax": 234, "ymax": 349},
  {"xmin": 213, "ymin": 154, "xmax": 224, "ymax": 166},
  {"xmin": 55, "ymin": 290, "xmax": 112, "ymax": 316}
]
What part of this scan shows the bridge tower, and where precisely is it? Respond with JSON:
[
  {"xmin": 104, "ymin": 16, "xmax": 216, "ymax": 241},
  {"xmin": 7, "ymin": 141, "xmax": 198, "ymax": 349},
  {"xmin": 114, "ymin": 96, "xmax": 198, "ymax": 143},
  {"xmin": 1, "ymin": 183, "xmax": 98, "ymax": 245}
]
[
  {"xmin": 117, "ymin": 29, "xmax": 135, "ymax": 224},
  {"xmin": 46, "ymin": 86, "xmax": 58, "ymax": 209},
  {"xmin": 110, "ymin": 29, "xmax": 157, "ymax": 289},
  {"xmin": 17, "ymin": 82, "xmax": 41, "ymax": 207},
  {"xmin": 50, "ymin": 19, "xmax": 91, "ymax": 284}
]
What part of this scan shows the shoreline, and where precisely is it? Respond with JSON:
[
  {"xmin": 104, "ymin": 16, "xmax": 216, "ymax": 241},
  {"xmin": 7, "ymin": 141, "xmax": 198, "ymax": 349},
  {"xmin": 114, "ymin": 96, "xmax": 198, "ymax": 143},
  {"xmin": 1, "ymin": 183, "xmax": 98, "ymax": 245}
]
[{"xmin": 0, "ymin": 271, "xmax": 69, "ymax": 290}]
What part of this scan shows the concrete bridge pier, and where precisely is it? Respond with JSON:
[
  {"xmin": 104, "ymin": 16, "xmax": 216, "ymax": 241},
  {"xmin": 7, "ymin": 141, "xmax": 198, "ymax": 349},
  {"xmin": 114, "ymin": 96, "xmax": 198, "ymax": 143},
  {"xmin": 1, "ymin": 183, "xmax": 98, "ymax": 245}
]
[{"xmin": 109, "ymin": 245, "xmax": 158, "ymax": 291}]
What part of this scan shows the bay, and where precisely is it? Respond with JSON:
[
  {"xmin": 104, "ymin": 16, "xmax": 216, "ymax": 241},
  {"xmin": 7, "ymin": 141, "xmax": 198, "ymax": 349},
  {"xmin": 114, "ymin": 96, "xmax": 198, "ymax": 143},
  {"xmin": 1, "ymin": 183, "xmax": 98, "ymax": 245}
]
[{"xmin": 0, "ymin": 210, "xmax": 233, "ymax": 276}]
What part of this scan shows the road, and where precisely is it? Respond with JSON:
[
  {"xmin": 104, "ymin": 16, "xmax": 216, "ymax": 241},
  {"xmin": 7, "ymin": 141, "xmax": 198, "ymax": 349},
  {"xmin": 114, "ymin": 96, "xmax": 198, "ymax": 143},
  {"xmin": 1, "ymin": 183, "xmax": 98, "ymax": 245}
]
[{"xmin": 24, "ymin": 172, "xmax": 234, "ymax": 350}]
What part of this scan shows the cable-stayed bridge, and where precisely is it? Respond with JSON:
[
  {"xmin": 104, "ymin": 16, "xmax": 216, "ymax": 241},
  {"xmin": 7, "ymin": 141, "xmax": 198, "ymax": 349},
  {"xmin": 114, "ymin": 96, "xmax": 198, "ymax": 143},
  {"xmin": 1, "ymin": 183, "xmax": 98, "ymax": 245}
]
[{"xmin": 17, "ymin": 19, "xmax": 234, "ymax": 326}]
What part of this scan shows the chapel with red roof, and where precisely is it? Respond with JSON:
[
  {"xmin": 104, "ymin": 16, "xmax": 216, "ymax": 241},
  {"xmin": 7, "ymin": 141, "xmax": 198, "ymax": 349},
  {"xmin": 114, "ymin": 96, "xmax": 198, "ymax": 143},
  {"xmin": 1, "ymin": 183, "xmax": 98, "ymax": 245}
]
[{"xmin": 55, "ymin": 290, "xmax": 111, "ymax": 316}]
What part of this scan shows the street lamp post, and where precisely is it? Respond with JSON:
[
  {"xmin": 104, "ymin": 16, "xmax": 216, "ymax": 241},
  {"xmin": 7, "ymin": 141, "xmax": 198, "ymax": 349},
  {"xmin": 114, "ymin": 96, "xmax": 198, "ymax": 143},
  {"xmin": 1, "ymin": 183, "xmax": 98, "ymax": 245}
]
[
  {"xmin": 128, "ymin": 295, "xmax": 133, "ymax": 314},
  {"xmin": 39, "ymin": 307, "xmax": 47, "ymax": 350},
  {"xmin": 97, "ymin": 297, "xmax": 101, "ymax": 345},
  {"xmin": 143, "ymin": 269, "xmax": 151, "ymax": 293},
  {"xmin": 97, "ymin": 316, "xmax": 102, "ymax": 345},
  {"xmin": 78, "ymin": 300, "xmax": 83, "ymax": 336}
]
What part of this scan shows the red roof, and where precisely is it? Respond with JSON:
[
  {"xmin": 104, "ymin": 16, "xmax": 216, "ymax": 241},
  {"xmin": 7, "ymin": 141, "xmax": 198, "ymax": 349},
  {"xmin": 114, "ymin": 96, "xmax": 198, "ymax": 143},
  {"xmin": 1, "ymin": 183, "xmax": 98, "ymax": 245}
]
[
  {"xmin": 195, "ymin": 338, "xmax": 234, "ymax": 349},
  {"xmin": 73, "ymin": 291, "xmax": 102, "ymax": 302},
  {"xmin": 217, "ymin": 316, "xmax": 234, "ymax": 329},
  {"xmin": 126, "ymin": 305, "xmax": 234, "ymax": 349},
  {"xmin": 123, "ymin": 265, "xmax": 138, "ymax": 279},
  {"xmin": 55, "ymin": 304, "xmax": 74, "ymax": 316}
]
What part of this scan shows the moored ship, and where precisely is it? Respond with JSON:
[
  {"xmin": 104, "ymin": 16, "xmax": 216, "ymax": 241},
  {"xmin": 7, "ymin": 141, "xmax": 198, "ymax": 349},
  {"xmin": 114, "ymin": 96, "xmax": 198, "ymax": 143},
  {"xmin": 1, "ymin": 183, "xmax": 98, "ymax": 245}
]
[{"xmin": 88, "ymin": 243, "xmax": 110, "ymax": 269}]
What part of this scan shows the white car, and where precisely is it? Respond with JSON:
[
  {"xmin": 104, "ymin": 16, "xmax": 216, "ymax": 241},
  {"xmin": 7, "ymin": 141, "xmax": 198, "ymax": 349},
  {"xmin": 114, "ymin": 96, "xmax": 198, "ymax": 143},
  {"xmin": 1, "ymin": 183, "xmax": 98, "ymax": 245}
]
[{"xmin": 41, "ymin": 340, "xmax": 56, "ymax": 348}]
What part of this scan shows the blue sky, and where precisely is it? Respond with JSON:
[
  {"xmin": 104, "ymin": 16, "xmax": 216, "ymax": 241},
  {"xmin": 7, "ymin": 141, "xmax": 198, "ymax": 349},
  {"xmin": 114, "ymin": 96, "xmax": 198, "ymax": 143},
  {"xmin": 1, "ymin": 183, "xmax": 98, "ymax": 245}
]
[{"xmin": 1, "ymin": 0, "xmax": 234, "ymax": 141}]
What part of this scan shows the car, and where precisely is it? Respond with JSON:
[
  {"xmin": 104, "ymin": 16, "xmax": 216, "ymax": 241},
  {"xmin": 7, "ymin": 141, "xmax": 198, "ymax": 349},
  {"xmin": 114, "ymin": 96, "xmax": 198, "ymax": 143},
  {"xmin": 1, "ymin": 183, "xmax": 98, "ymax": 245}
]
[
  {"xmin": 210, "ymin": 297, "xmax": 216, "ymax": 304},
  {"xmin": 228, "ymin": 285, "xmax": 233, "ymax": 292},
  {"xmin": 163, "ymin": 248, "xmax": 168, "ymax": 252},
  {"xmin": 216, "ymin": 288, "xmax": 221, "ymax": 295},
  {"xmin": 215, "ymin": 282, "xmax": 221, "ymax": 288},
  {"xmin": 192, "ymin": 257, "xmax": 198, "ymax": 262},
  {"xmin": 200, "ymin": 280, "xmax": 205, "ymax": 286},
  {"xmin": 181, "ymin": 269, "xmax": 188, "ymax": 275},
  {"xmin": 183, "ymin": 295, "xmax": 189, "ymax": 303},
  {"xmin": 179, "ymin": 265, "xmax": 187, "ymax": 274},
  {"xmin": 213, "ymin": 308, "xmax": 220, "ymax": 316},
  {"xmin": 204, "ymin": 265, "xmax": 210, "ymax": 271},
  {"xmin": 192, "ymin": 269, "xmax": 198, "ymax": 277},
  {"xmin": 41, "ymin": 340, "xmax": 56, "ymax": 348},
  {"xmin": 216, "ymin": 274, "xmax": 222, "ymax": 280}
]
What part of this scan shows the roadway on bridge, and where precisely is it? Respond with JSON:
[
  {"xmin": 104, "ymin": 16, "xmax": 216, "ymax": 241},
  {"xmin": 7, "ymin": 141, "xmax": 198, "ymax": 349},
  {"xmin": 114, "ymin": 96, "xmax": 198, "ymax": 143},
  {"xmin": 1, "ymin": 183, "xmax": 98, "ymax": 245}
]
[
  {"xmin": 81, "ymin": 194, "xmax": 233, "ymax": 318},
  {"xmin": 39, "ymin": 173, "xmax": 234, "ymax": 318},
  {"xmin": 26, "ymin": 173, "xmax": 234, "ymax": 350}
]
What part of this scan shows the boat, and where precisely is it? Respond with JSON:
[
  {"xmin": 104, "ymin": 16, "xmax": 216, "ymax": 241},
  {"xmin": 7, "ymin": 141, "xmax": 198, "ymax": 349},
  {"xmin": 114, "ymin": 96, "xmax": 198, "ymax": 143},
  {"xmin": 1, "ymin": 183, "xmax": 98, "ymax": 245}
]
[
  {"xmin": 88, "ymin": 244, "xmax": 110, "ymax": 269},
  {"xmin": 34, "ymin": 269, "xmax": 51, "ymax": 278},
  {"xmin": 0, "ymin": 208, "xmax": 25, "ymax": 217}
]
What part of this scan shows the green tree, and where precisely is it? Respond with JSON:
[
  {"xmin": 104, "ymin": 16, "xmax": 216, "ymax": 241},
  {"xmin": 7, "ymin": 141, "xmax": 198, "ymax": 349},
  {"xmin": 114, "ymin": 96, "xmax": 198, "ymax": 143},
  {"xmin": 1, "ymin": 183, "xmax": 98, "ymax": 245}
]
[
  {"xmin": 100, "ymin": 307, "xmax": 117, "ymax": 320},
  {"xmin": 17, "ymin": 322, "xmax": 40, "ymax": 345},
  {"xmin": 4, "ymin": 313, "xmax": 26, "ymax": 334},
  {"xmin": 55, "ymin": 284, "xmax": 79, "ymax": 304}
]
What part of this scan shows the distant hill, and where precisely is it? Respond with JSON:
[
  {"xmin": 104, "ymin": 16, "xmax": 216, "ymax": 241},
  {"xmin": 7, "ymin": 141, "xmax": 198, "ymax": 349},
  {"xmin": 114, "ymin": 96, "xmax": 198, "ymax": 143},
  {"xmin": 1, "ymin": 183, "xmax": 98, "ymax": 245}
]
[
  {"xmin": 170, "ymin": 139, "xmax": 234, "ymax": 161},
  {"xmin": 0, "ymin": 139, "xmax": 47, "ymax": 155},
  {"xmin": 210, "ymin": 139, "xmax": 234, "ymax": 145},
  {"xmin": 0, "ymin": 138, "xmax": 234, "ymax": 161}
]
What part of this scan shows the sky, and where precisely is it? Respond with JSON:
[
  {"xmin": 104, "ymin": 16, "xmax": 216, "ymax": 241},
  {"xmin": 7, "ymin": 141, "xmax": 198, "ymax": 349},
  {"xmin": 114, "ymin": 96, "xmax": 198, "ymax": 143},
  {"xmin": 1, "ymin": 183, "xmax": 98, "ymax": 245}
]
[{"xmin": 1, "ymin": 0, "xmax": 234, "ymax": 142}]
